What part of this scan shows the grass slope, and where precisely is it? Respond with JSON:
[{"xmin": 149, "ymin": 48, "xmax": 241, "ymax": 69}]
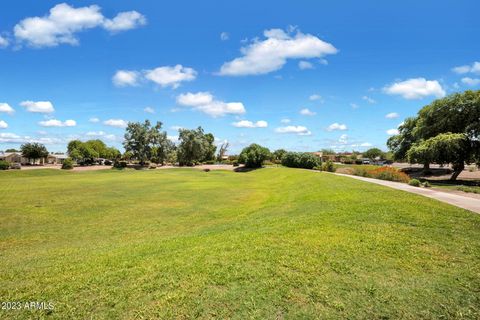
[{"xmin": 0, "ymin": 168, "xmax": 479, "ymax": 319}]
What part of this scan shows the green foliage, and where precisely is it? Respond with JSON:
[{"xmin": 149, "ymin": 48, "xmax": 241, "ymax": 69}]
[
  {"xmin": 272, "ymin": 149, "xmax": 287, "ymax": 161},
  {"xmin": 363, "ymin": 148, "xmax": 385, "ymax": 160},
  {"xmin": 5, "ymin": 148, "xmax": 18, "ymax": 152},
  {"xmin": 124, "ymin": 120, "xmax": 174, "ymax": 165},
  {"xmin": 113, "ymin": 160, "xmax": 128, "ymax": 169},
  {"xmin": 408, "ymin": 133, "xmax": 473, "ymax": 180},
  {"xmin": 238, "ymin": 143, "xmax": 271, "ymax": 168},
  {"xmin": 0, "ymin": 160, "xmax": 9, "ymax": 170},
  {"xmin": 20, "ymin": 142, "xmax": 48, "ymax": 163},
  {"xmin": 389, "ymin": 90, "xmax": 480, "ymax": 179},
  {"xmin": 281, "ymin": 152, "xmax": 321, "ymax": 169},
  {"xmin": 177, "ymin": 127, "xmax": 216, "ymax": 166},
  {"xmin": 387, "ymin": 117, "xmax": 418, "ymax": 161},
  {"xmin": 67, "ymin": 139, "xmax": 120, "ymax": 164},
  {"xmin": 423, "ymin": 181, "xmax": 431, "ymax": 188},
  {"xmin": 409, "ymin": 179, "xmax": 421, "ymax": 187},
  {"xmin": 322, "ymin": 160, "xmax": 335, "ymax": 172},
  {"xmin": 61, "ymin": 158, "xmax": 74, "ymax": 170}
]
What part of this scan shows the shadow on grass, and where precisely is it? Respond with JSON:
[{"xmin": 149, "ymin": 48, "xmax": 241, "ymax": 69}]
[{"xmin": 234, "ymin": 166, "xmax": 262, "ymax": 173}]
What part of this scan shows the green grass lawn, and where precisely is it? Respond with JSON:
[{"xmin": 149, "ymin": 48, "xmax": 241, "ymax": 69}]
[{"xmin": 1, "ymin": 168, "xmax": 479, "ymax": 319}]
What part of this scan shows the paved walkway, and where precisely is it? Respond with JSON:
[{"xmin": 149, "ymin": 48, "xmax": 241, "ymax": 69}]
[{"xmin": 333, "ymin": 173, "xmax": 480, "ymax": 214}]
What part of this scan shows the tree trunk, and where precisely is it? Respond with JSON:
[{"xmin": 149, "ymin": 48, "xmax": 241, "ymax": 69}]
[
  {"xmin": 450, "ymin": 163, "xmax": 464, "ymax": 181},
  {"xmin": 423, "ymin": 163, "xmax": 430, "ymax": 170}
]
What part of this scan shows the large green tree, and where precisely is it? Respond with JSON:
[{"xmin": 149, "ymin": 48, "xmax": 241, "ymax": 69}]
[
  {"xmin": 177, "ymin": 127, "xmax": 216, "ymax": 166},
  {"xmin": 387, "ymin": 117, "xmax": 418, "ymax": 161},
  {"xmin": 363, "ymin": 148, "xmax": 385, "ymax": 161},
  {"xmin": 238, "ymin": 144, "xmax": 271, "ymax": 168},
  {"xmin": 388, "ymin": 90, "xmax": 480, "ymax": 180},
  {"xmin": 67, "ymin": 139, "xmax": 120, "ymax": 164},
  {"xmin": 123, "ymin": 120, "xmax": 172, "ymax": 165},
  {"xmin": 20, "ymin": 143, "xmax": 48, "ymax": 164},
  {"xmin": 408, "ymin": 133, "xmax": 476, "ymax": 181}
]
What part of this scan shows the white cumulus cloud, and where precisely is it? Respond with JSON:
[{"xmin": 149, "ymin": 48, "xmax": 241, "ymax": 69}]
[
  {"xmin": 13, "ymin": 3, "xmax": 145, "ymax": 48},
  {"xmin": 232, "ymin": 120, "xmax": 268, "ymax": 128},
  {"xmin": 0, "ymin": 120, "xmax": 8, "ymax": 129},
  {"xmin": 112, "ymin": 70, "xmax": 140, "ymax": 87},
  {"xmin": 218, "ymin": 27, "xmax": 337, "ymax": 76},
  {"xmin": 461, "ymin": 77, "xmax": 480, "ymax": 86},
  {"xmin": 327, "ymin": 123, "xmax": 347, "ymax": 131},
  {"xmin": 103, "ymin": 11, "xmax": 146, "ymax": 32},
  {"xmin": 452, "ymin": 61, "xmax": 480, "ymax": 75},
  {"xmin": 300, "ymin": 108, "xmax": 316, "ymax": 116},
  {"xmin": 298, "ymin": 60, "xmax": 314, "ymax": 70},
  {"xmin": 386, "ymin": 128, "xmax": 399, "ymax": 135},
  {"xmin": 85, "ymin": 131, "xmax": 117, "ymax": 141},
  {"xmin": 275, "ymin": 125, "xmax": 311, "ymax": 136},
  {"xmin": 385, "ymin": 112, "xmax": 399, "ymax": 119},
  {"xmin": 104, "ymin": 119, "xmax": 128, "ymax": 128},
  {"xmin": 39, "ymin": 119, "xmax": 76, "ymax": 127},
  {"xmin": 144, "ymin": 65, "xmax": 197, "ymax": 89},
  {"xmin": 20, "ymin": 100, "xmax": 54, "ymax": 113},
  {"xmin": 280, "ymin": 118, "xmax": 291, "ymax": 124},
  {"xmin": 362, "ymin": 96, "xmax": 376, "ymax": 104},
  {"xmin": 176, "ymin": 91, "xmax": 246, "ymax": 117},
  {"xmin": 143, "ymin": 106, "xmax": 155, "ymax": 114},
  {"xmin": 384, "ymin": 78, "xmax": 445, "ymax": 100},
  {"xmin": 0, "ymin": 103, "xmax": 14, "ymax": 115},
  {"xmin": 220, "ymin": 32, "xmax": 229, "ymax": 41},
  {"xmin": 89, "ymin": 117, "xmax": 100, "ymax": 123},
  {"xmin": 309, "ymin": 94, "xmax": 322, "ymax": 101},
  {"xmin": 0, "ymin": 35, "xmax": 9, "ymax": 48}
]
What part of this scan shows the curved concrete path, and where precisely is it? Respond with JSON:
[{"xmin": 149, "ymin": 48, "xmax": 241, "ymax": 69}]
[{"xmin": 333, "ymin": 173, "xmax": 480, "ymax": 214}]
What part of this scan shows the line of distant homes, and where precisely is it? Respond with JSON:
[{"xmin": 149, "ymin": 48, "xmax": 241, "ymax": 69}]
[
  {"xmin": 0, "ymin": 151, "xmax": 68, "ymax": 165},
  {"xmin": 312, "ymin": 151, "xmax": 389, "ymax": 165}
]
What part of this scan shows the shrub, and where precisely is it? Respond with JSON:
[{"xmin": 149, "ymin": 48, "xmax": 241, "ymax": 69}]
[
  {"xmin": 238, "ymin": 144, "xmax": 271, "ymax": 168},
  {"xmin": 0, "ymin": 160, "xmax": 10, "ymax": 170},
  {"xmin": 203, "ymin": 168, "xmax": 210, "ymax": 172},
  {"xmin": 204, "ymin": 160, "xmax": 215, "ymax": 165},
  {"xmin": 367, "ymin": 167, "xmax": 410, "ymax": 183},
  {"xmin": 232, "ymin": 161, "xmax": 239, "ymax": 167},
  {"xmin": 61, "ymin": 158, "xmax": 74, "ymax": 170},
  {"xmin": 113, "ymin": 160, "xmax": 128, "ymax": 169},
  {"xmin": 322, "ymin": 160, "xmax": 335, "ymax": 172},
  {"xmin": 281, "ymin": 152, "xmax": 321, "ymax": 169},
  {"xmin": 104, "ymin": 160, "xmax": 112, "ymax": 166},
  {"xmin": 409, "ymin": 179, "xmax": 421, "ymax": 187},
  {"xmin": 313, "ymin": 165, "xmax": 322, "ymax": 171},
  {"xmin": 423, "ymin": 181, "xmax": 431, "ymax": 188}
]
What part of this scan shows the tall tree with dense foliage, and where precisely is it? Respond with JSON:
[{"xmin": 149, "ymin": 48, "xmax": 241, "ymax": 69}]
[
  {"xmin": 67, "ymin": 139, "xmax": 120, "ymax": 164},
  {"xmin": 387, "ymin": 117, "xmax": 419, "ymax": 161},
  {"xmin": 388, "ymin": 90, "xmax": 480, "ymax": 180},
  {"xmin": 20, "ymin": 143, "xmax": 48, "ymax": 164},
  {"xmin": 408, "ymin": 133, "xmax": 475, "ymax": 181},
  {"xmin": 238, "ymin": 144, "xmax": 271, "ymax": 168},
  {"xmin": 177, "ymin": 127, "xmax": 216, "ymax": 166},
  {"xmin": 123, "ymin": 120, "xmax": 172, "ymax": 165},
  {"xmin": 272, "ymin": 149, "xmax": 287, "ymax": 162},
  {"xmin": 363, "ymin": 148, "xmax": 385, "ymax": 161}
]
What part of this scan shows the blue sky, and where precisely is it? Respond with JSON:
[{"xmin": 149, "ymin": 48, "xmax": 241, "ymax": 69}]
[{"xmin": 0, "ymin": 1, "xmax": 479, "ymax": 153}]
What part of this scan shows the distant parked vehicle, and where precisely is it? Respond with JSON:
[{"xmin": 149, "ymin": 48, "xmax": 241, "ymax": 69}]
[
  {"xmin": 362, "ymin": 159, "xmax": 371, "ymax": 164},
  {"xmin": 10, "ymin": 163, "xmax": 21, "ymax": 169}
]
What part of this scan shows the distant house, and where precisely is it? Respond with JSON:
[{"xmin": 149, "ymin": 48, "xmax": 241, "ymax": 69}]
[
  {"xmin": 0, "ymin": 152, "xmax": 28, "ymax": 164},
  {"xmin": 46, "ymin": 153, "xmax": 68, "ymax": 165},
  {"xmin": 0, "ymin": 151, "xmax": 68, "ymax": 165}
]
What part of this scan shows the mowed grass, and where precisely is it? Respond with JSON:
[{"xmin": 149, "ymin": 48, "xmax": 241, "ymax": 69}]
[{"xmin": 0, "ymin": 168, "xmax": 479, "ymax": 319}]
